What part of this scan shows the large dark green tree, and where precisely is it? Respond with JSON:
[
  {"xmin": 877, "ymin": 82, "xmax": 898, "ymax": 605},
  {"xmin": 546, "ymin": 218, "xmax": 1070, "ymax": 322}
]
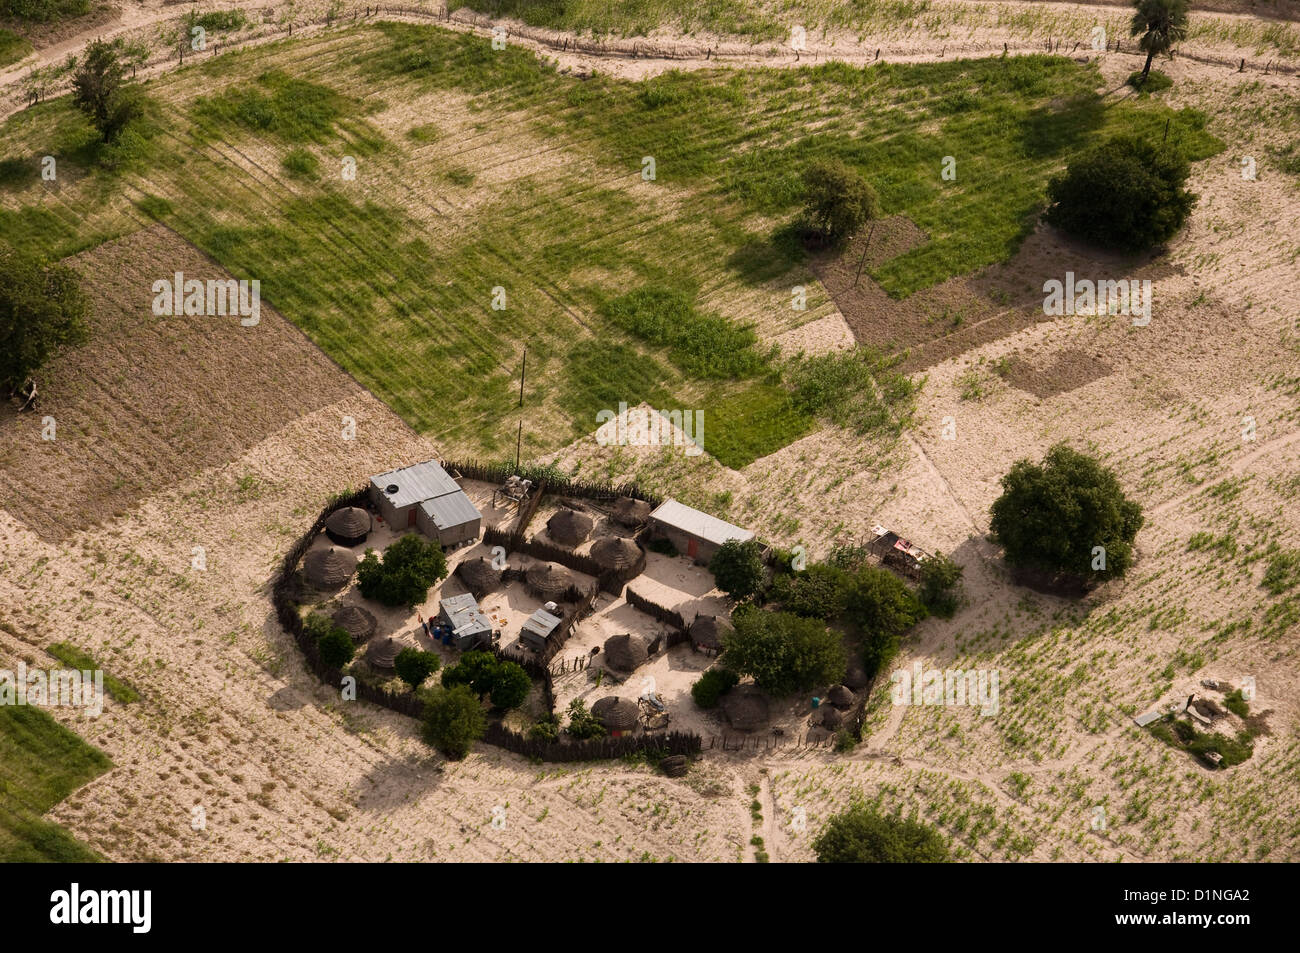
[
  {"xmin": 394, "ymin": 647, "xmax": 441, "ymax": 690},
  {"xmin": 1131, "ymin": 0, "xmax": 1189, "ymax": 84},
  {"xmin": 71, "ymin": 40, "xmax": 141, "ymax": 143},
  {"xmin": 1044, "ymin": 135, "xmax": 1196, "ymax": 252},
  {"xmin": 813, "ymin": 804, "xmax": 950, "ymax": 863},
  {"xmin": 722, "ymin": 605, "xmax": 846, "ymax": 697},
  {"xmin": 0, "ymin": 248, "xmax": 88, "ymax": 393},
  {"xmin": 801, "ymin": 158, "xmax": 879, "ymax": 246},
  {"xmin": 989, "ymin": 444, "xmax": 1144, "ymax": 584},
  {"xmin": 708, "ymin": 538, "xmax": 766, "ymax": 600},
  {"xmin": 420, "ymin": 685, "xmax": 486, "ymax": 760},
  {"xmin": 844, "ymin": 565, "xmax": 927, "ymax": 676},
  {"xmin": 356, "ymin": 533, "xmax": 448, "ymax": 608}
]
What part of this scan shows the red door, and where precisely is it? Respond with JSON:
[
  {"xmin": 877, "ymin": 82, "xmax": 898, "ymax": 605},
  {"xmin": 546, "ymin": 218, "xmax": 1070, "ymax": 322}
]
[
  {"xmin": 687, "ymin": 537, "xmax": 698, "ymax": 559},
  {"xmin": 408, "ymin": 508, "xmax": 417, "ymax": 528}
]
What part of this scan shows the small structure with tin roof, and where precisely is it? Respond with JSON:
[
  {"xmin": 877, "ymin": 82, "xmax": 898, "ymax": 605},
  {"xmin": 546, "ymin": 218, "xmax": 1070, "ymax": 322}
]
[
  {"xmin": 519, "ymin": 607, "xmax": 563, "ymax": 653},
  {"xmin": 648, "ymin": 498, "xmax": 754, "ymax": 564},
  {"xmin": 369, "ymin": 458, "xmax": 482, "ymax": 548},
  {"xmin": 438, "ymin": 592, "xmax": 494, "ymax": 651}
]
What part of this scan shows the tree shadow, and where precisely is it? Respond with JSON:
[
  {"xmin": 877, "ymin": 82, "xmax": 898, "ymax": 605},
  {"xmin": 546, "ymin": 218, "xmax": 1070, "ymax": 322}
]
[{"xmin": 1019, "ymin": 94, "xmax": 1107, "ymax": 160}]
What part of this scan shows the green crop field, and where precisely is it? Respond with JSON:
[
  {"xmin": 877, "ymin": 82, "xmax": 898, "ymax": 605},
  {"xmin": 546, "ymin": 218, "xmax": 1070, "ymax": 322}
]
[
  {"xmin": 0, "ymin": 704, "xmax": 111, "ymax": 862},
  {"xmin": 0, "ymin": 23, "xmax": 1220, "ymax": 466}
]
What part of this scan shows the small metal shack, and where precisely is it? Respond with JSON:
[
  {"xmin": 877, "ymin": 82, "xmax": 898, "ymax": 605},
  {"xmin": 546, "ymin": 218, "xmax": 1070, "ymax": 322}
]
[
  {"xmin": 438, "ymin": 592, "xmax": 494, "ymax": 651},
  {"xmin": 519, "ymin": 608, "xmax": 563, "ymax": 653}
]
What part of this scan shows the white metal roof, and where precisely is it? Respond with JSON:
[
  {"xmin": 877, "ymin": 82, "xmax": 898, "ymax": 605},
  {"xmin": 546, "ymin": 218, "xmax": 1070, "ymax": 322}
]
[
  {"xmin": 649, "ymin": 498, "xmax": 754, "ymax": 547},
  {"xmin": 521, "ymin": 608, "xmax": 563, "ymax": 639},
  {"xmin": 420, "ymin": 489, "xmax": 481, "ymax": 530},
  {"xmin": 370, "ymin": 459, "xmax": 460, "ymax": 510}
]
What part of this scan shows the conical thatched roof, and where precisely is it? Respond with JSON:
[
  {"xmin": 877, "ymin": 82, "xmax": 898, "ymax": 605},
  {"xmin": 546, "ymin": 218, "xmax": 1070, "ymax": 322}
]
[
  {"xmin": 592, "ymin": 696, "xmax": 639, "ymax": 731},
  {"xmin": 526, "ymin": 562, "xmax": 575, "ymax": 600},
  {"xmin": 612, "ymin": 497, "xmax": 652, "ymax": 527},
  {"xmin": 365, "ymin": 635, "xmax": 410, "ymax": 670},
  {"xmin": 827, "ymin": 685, "xmax": 855, "ymax": 709},
  {"xmin": 304, "ymin": 546, "xmax": 356, "ymax": 589},
  {"xmin": 590, "ymin": 536, "xmax": 642, "ymax": 571},
  {"xmin": 689, "ymin": 614, "xmax": 731, "ymax": 651},
  {"xmin": 332, "ymin": 604, "xmax": 377, "ymax": 644},
  {"xmin": 547, "ymin": 508, "xmax": 594, "ymax": 546},
  {"xmin": 456, "ymin": 556, "xmax": 502, "ymax": 598},
  {"xmin": 603, "ymin": 633, "xmax": 649, "ymax": 672},
  {"xmin": 821, "ymin": 705, "xmax": 845, "ymax": 729},
  {"xmin": 843, "ymin": 662, "xmax": 871, "ymax": 691},
  {"xmin": 325, "ymin": 507, "xmax": 371, "ymax": 546},
  {"xmin": 723, "ymin": 685, "xmax": 769, "ymax": 732}
]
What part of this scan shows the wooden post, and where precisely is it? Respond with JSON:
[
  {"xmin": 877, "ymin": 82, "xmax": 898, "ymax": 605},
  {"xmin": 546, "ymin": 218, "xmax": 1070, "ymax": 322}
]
[
  {"xmin": 515, "ymin": 421, "xmax": 522, "ymax": 470},
  {"xmin": 518, "ymin": 346, "xmax": 527, "ymax": 407},
  {"xmin": 853, "ymin": 222, "xmax": 876, "ymax": 287},
  {"xmin": 1162, "ymin": 118, "xmax": 1170, "ymax": 144}
]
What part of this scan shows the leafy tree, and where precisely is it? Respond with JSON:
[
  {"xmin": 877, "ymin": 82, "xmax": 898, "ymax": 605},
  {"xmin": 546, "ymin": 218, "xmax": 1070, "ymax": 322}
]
[
  {"xmin": 989, "ymin": 444, "xmax": 1144, "ymax": 583},
  {"xmin": 917, "ymin": 553, "xmax": 964, "ymax": 619},
  {"xmin": 813, "ymin": 804, "xmax": 950, "ymax": 863},
  {"xmin": 420, "ymin": 685, "xmax": 485, "ymax": 760},
  {"xmin": 303, "ymin": 613, "xmax": 355, "ymax": 669},
  {"xmin": 1044, "ymin": 135, "xmax": 1196, "ymax": 252},
  {"xmin": 488, "ymin": 662, "xmax": 532, "ymax": 710},
  {"xmin": 691, "ymin": 667, "xmax": 740, "ymax": 709},
  {"xmin": 394, "ymin": 647, "xmax": 440, "ymax": 690},
  {"xmin": 708, "ymin": 538, "xmax": 766, "ymax": 600},
  {"xmin": 564, "ymin": 699, "xmax": 606, "ymax": 740},
  {"xmin": 1130, "ymin": 0, "xmax": 1188, "ymax": 85},
  {"xmin": 0, "ymin": 248, "xmax": 88, "ymax": 393},
  {"xmin": 528, "ymin": 713, "xmax": 560, "ymax": 742},
  {"xmin": 801, "ymin": 159, "xmax": 879, "ymax": 246},
  {"xmin": 770, "ymin": 563, "xmax": 851, "ymax": 619},
  {"xmin": 72, "ymin": 40, "xmax": 142, "ymax": 143},
  {"xmin": 441, "ymin": 650, "xmax": 500, "ymax": 696},
  {"xmin": 722, "ymin": 606, "xmax": 846, "ymax": 697},
  {"xmin": 844, "ymin": 565, "xmax": 926, "ymax": 676},
  {"xmin": 356, "ymin": 533, "xmax": 448, "ymax": 608}
]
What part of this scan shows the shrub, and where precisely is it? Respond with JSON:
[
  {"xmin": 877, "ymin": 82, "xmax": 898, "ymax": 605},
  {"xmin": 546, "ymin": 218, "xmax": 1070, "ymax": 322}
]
[
  {"xmin": 420, "ymin": 685, "xmax": 485, "ymax": 760},
  {"xmin": 691, "ymin": 667, "xmax": 740, "ymax": 709},
  {"xmin": 488, "ymin": 662, "xmax": 532, "ymax": 710},
  {"xmin": 800, "ymin": 158, "xmax": 879, "ymax": 245},
  {"xmin": 709, "ymin": 538, "xmax": 766, "ymax": 600},
  {"xmin": 528, "ymin": 714, "xmax": 560, "ymax": 742},
  {"xmin": 441, "ymin": 650, "xmax": 500, "ymax": 696},
  {"xmin": 989, "ymin": 444, "xmax": 1144, "ymax": 583},
  {"xmin": 844, "ymin": 566, "xmax": 926, "ymax": 676},
  {"xmin": 281, "ymin": 147, "xmax": 319, "ymax": 179},
  {"xmin": 394, "ymin": 647, "xmax": 441, "ymax": 690},
  {"xmin": 316, "ymin": 625, "xmax": 354, "ymax": 669},
  {"xmin": 356, "ymin": 533, "xmax": 448, "ymax": 608},
  {"xmin": 917, "ymin": 553, "xmax": 964, "ymax": 619},
  {"xmin": 1044, "ymin": 135, "xmax": 1196, "ymax": 252},
  {"xmin": 0, "ymin": 248, "xmax": 89, "ymax": 392},
  {"xmin": 723, "ymin": 605, "xmax": 846, "ymax": 697},
  {"xmin": 770, "ymin": 563, "xmax": 851, "ymax": 619},
  {"xmin": 813, "ymin": 804, "xmax": 950, "ymax": 863},
  {"xmin": 564, "ymin": 699, "xmax": 606, "ymax": 740}
]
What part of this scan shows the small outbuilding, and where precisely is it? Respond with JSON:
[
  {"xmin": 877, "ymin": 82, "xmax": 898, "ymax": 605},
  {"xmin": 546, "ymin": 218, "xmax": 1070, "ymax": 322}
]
[
  {"xmin": 689, "ymin": 614, "xmax": 730, "ymax": 654},
  {"xmin": 590, "ymin": 536, "xmax": 642, "ymax": 572},
  {"xmin": 332, "ymin": 604, "xmax": 377, "ymax": 644},
  {"xmin": 417, "ymin": 491, "xmax": 481, "ymax": 548},
  {"xmin": 648, "ymin": 498, "xmax": 754, "ymax": 564},
  {"xmin": 366, "ymin": 634, "xmax": 412, "ymax": 671},
  {"xmin": 438, "ymin": 592, "xmax": 494, "ymax": 651},
  {"xmin": 304, "ymin": 546, "xmax": 356, "ymax": 590},
  {"xmin": 370, "ymin": 459, "xmax": 460, "ymax": 530},
  {"xmin": 827, "ymin": 685, "xmax": 855, "ymax": 710},
  {"xmin": 325, "ymin": 507, "xmax": 372, "ymax": 547},
  {"xmin": 455, "ymin": 556, "xmax": 502, "ymax": 599},
  {"xmin": 723, "ymin": 685, "xmax": 770, "ymax": 732},
  {"xmin": 611, "ymin": 496, "xmax": 652, "ymax": 527},
  {"xmin": 519, "ymin": 607, "xmax": 563, "ymax": 653},
  {"xmin": 525, "ymin": 562, "xmax": 576, "ymax": 602},
  {"xmin": 592, "ymin": 696, "xmax": 640, "ymax": 737},
  {"xmin": 546, "ymin": 508, "xmax": 594, "ymax": 547},
  {"xmin": 821, "ymin": 705, "xmax": 845, "ymax": 730},
  {"xmin": 603, "ymin": 633, "xmax": 649, "ymax": 673}
]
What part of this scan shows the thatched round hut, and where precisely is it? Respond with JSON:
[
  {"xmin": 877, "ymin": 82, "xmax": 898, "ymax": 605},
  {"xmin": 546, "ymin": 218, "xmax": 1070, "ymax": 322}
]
[
  {"xmin": 592, "ymin": 696, "xmax": 640, "ymax": 735},
  {"xmin": 590, "ymin": 536, "xmax": 641, "ymax": 572},
  {"xmin": 660, "ymin": 754, "xmax": 688, "ymax": 778},
  {"xmin": 304, "ymin": 546, "xmax": 356, "ymax": 590},
  {"xmin": 821, "ymin": 705, "xmax": 845, "ymax": 730},
  {"xmin": 603, "ymin": 633, "xmax": 649, "ymax": 673},
  {"xmin": 689, "ymin": 614, "xmax": 731, "ymax": 653},
  {"xmin": 332, "ymin": 604, "xmax": 377, "ymax": 644},
  {"xmin": 723, "ymin": 685, "xmax": 770, "ymax": 732},
  {"xmin": 546, "ymin": 508, "xmax": 594, "ymax": 547},
  {"xmin": 325, "ymin": 506, "xmax": 371, "ymax": 547},
  {"xmin": 827, "ymin": 685, "xmax": 855, "ymax": 710},
  {"xmin": 456, "ymin": 556, "xmax": 503, "ymax": 598},
  {"xmin": 843, "ymin": 662, "xmax": 871, "ymax": 692},
  {"xmin": 526, "ymin": 562, "xmax": 575, "ymax": 601},
  {"xmin": 365, "ymin": 635, "xmax": 410, "ymax": 671},
  {"xmin": 612, "ymin": 496, "xmax": 652, "ymax": 527}
]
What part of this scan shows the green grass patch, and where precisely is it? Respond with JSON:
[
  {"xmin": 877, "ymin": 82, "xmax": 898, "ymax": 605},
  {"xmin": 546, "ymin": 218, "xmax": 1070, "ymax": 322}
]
[
  {"xmin": 0, "ymin": 704, "xmax": 111, "ymax": 861},
  {"xmin": 0, "ymin": 27, "xmax": 33, "ymax": 68},
  {"xmin": 1261, "ymin": 549, "xmax": 1300, "ymax": 595},
  {"xmin": 406, "ymin": 122, "xmax": 440, "ymax": 143},
  {"xmin": 193, "ymin": 9, "xmax": 248, "ymax": 32},
  {"xmin": 46, "ymin": 643, "xmax": 140, "ymax": 704},
  {"xmin": 1147, "ymin": 715, "xmax": 1253, "ymax": 768},
  {"xmin": 281, "ymin": 147, "xmax": 320, "ymax": 180},
  {"xmin": 1126, "ymin": 70, "xmax": 1174, "ymax": 95},
  {"xmin": 704, "ymin": 380, "xmax": 815, "ymax": 469},
  {"xmin": 787, "ymin": 346, "xmax": 920, "ymax": 437}
]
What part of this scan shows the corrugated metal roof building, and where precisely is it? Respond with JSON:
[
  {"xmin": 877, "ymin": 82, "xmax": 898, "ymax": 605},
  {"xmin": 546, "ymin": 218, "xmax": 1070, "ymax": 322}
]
[
  {"xmin": 519, "ymin": 608, "xmax": 563, "ymax": 653},
  {"xmin": 438, "ymin": 592, "xmax": 494, "ymax": 651},
  {"xmin": 369, "ymin": 458, "xmax": 481, "ymax": 547},
  {"xmin": 648, "ymin": 498, "xmax": 754, "ymax": 564}
]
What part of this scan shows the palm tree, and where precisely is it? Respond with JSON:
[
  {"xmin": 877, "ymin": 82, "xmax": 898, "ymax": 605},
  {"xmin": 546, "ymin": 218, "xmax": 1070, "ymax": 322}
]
[{"xmin": 1130, "ymin": 0, "xmax": 1190, "ymax": 85}]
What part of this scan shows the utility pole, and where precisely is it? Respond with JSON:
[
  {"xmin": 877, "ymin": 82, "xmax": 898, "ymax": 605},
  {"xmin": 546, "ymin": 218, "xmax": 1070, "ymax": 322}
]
[
  {"xmin": 853, "ymin": 222, "xmax": 877, "ymax": 288},
  {"xmin": 518, "ymin": 346, "xmax": 527, "ymax": 407},
  {"xmin": 515, "ymin": 421, "xmax": 522, "ymax": 471}
]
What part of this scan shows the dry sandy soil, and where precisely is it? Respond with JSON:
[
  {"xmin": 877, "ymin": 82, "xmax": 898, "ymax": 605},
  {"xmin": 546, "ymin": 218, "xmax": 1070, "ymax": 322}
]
[{"xmin": 0, "ymin": 8, "xmax": 1297, "ymax": 863}]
